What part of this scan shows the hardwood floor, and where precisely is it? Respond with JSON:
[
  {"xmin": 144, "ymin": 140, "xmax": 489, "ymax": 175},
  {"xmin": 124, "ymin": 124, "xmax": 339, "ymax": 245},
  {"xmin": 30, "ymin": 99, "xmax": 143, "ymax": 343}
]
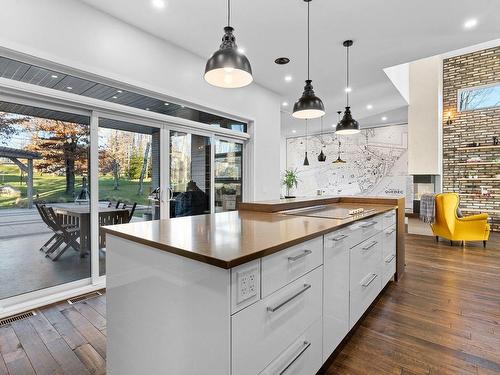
[{"xmin": 0, "ymin": 234, "xmax": 498, "ymax": 374}]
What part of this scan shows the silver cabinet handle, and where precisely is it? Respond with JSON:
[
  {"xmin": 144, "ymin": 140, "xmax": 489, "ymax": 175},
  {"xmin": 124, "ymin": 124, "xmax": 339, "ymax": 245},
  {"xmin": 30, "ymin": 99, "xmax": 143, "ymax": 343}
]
[
  {"xmin": 385, "ymin": 254, "xmax": 396, "ymax": 263},
  {"xmin": 362, "ymin": 274, "xmax": 377, "ymax": 287},
  {"xmin": 361, "ymin": 221, "xmax": 377, "ymax": 228},
  {"xmin": 386, "ymin": 228, "xmax": 396, "ymax": 234},
  {"xmin": 288, "ymin": 250, "xmax": 312, "ymax": 262},
  {"xmin": 362, "ymin": 241, "xmax": 378, "ymax": 251},
  {"xmin": 278, "ymin": 341, "xmax": 311, "ymax": 375},
  {"xmin": 331, "ymin": 234, "xmax": 348, "ymax": 242},
  {"xmin": 267, "ymin": 284, "xmax": 311, "ymax": 313}
]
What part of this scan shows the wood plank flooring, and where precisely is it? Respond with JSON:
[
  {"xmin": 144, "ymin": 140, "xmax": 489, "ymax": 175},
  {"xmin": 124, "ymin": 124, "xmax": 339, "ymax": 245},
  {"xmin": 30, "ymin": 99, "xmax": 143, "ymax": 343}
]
[{"xmin": 0, "ymin": 234, "xmax": 498, "ymax": 374}]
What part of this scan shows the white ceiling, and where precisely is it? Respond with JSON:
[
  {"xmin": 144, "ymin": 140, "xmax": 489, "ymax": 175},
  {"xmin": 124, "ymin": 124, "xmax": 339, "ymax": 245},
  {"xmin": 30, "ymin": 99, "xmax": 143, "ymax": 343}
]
[{"xmin": 80, "ymin": 0, "xmax": 500, "ymax": 135}]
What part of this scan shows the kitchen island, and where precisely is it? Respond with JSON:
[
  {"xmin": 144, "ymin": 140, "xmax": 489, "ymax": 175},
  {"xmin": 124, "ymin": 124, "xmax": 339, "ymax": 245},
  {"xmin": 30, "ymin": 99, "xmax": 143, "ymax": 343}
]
[{"xmin": 103, "ymin": 196, "xmax": 405, "ymax": 375}]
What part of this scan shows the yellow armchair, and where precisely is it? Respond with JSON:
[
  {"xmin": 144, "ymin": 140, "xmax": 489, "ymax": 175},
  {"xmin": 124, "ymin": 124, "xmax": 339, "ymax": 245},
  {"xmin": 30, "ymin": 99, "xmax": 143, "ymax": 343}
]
[{"xmin": 431, "ymin": 193, "xmax": 490, "ymax": 247}]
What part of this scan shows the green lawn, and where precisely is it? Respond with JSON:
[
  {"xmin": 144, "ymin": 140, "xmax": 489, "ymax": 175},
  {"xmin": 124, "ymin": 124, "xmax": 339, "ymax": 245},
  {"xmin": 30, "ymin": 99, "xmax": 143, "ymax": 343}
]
[{"xmin": 0, "ymin": 165, "xmax": 152, "ymax": 208}]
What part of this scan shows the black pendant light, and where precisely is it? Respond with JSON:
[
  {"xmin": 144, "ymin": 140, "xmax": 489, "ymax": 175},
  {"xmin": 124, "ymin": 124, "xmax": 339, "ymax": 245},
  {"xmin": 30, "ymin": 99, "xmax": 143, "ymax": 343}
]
[
  {"xmin": 336, "ymin": 40, "xmax": 360, "ymax": 135},
  {"xmin": 204, "ymin": 0, "xmax": 253, "ymax": 88},
  {"xmin": 293, "ymin": 0, "xmax": 325, "ymax": 119},
  {"xmin": 317, "ymin": 116, "xmax": 326, "ymax": 162},
  {"xmin": 332, "ymin": 140, "xmax": 347, "ymax": 163},
  {"xmin": 303, "ymin": 119, "xmax": 310, "ymax": 165}
]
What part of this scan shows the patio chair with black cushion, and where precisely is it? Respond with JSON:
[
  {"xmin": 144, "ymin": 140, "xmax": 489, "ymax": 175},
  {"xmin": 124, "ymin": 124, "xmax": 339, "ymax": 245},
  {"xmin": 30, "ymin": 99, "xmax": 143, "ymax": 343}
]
[{"xmin": 41, "ymin": 206, "xmax": 81, "ymax": 261}]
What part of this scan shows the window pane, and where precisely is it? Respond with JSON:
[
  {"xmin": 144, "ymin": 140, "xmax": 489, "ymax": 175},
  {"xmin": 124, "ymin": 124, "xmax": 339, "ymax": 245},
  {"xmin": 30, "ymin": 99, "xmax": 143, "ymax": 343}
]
[
  {"xmin": 215, "ymin": 140, "xmax": 243, "ymax": 212},
  {"xmin": 458, "ymin": 84, "xmax": 500, "ymax": 111},
  {"xmin": 0, "ymin": 101, "xmax": 91, "ymax": 299},
  {"xmin": 98, "ymin": 118, "xmax": 160, "ymax": 276},
  {"xmin": 170, "ymin": 131, "xmax": 211, "ymax": 218}
]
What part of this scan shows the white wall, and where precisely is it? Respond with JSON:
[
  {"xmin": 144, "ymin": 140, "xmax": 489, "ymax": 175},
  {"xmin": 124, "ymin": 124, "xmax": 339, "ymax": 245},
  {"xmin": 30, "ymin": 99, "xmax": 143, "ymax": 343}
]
[
  {"xmin": 408, "ymin": 56, "xmax": 442, "ymax": 175},
  {"xmin": 0, "ymin": 0, "xmax": 281, "ymax": 201}
]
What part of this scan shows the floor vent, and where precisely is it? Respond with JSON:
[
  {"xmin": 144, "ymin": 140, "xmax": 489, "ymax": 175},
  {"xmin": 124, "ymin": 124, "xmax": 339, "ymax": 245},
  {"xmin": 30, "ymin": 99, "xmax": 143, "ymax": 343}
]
[
  {"xmin": 0, "ymin": 311, "xmax": 37, "ymax": 327},
  {"xmin": 67, "ymin": 291, "xmax": 103, "ymax": 305}
]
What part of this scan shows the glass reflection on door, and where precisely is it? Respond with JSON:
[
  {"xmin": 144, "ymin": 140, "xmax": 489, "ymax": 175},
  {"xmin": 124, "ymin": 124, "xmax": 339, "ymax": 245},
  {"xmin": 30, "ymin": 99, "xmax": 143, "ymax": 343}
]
[
  {"xmin": 98, "ymin": 118, "xmax": 160, "ymax": 275},
  {"xmin": 215, "ymin": 139, "xmax": 243, "ymax": 212},
  {"xmin": 169, "ymin": 131, "xmax": 211, "ymax": 218}
]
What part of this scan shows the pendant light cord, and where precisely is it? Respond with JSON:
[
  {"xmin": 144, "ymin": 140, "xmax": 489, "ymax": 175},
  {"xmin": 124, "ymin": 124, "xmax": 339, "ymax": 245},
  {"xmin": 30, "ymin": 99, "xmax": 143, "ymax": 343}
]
[
  {"xmin": 305, "ymin": 119, "xmax": 308, "ymax": 152},
  {"xmin": 346, "ymin": 44, "xmax": 350, "ymax": 107},
  {"xmin": 227, "ymin": 0, "xmax": 231, "ymax": 27},
  {"xmin": 307, "ymin": 1, "xmax": 310, "ymax": 80}
]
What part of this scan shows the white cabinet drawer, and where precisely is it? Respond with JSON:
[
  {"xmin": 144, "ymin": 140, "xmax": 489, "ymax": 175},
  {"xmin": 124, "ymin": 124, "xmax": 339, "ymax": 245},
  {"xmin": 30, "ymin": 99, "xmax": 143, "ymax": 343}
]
[
  {"xmin": 348, "ymin": 215, "xmax": 383, "ymax": 247},
  {"xmin": 323, "ymin": 230, "xmax": 349, "ymax": 361},
  {"xmin": 350, "ymin": 232, "xmax": 383, "ymax": 289},
  {"xmin": 231, "ymin": 260, "xmax": 261, "ymax": 314},
  {"xmin": 258, "ymin": 318, "xmax": 322, "ymax": 375},
  {"xmin": 262, "ymin": 236, "xmax": 323, "ymax": 298},
  {"xmin": 349, "ymin": 270, "xmax": 381, "ymax": 329},
  {"xmin": 382, "ymin": 210, "xmax": 396, "ymax": 229},
  {"xmin": 324, "ymin": 225, "xmax": 356, "ymax": 249},
  {"xmin": 232, "ymin": 267, "xmax": 323, "ymax": 375},
  {"xmin": 382, "ymin": 224, "xmax": 397, "ymax": 259},
  {"xmin": 382, "ymin": 252, "xmax": 396, "ymax": 287}
]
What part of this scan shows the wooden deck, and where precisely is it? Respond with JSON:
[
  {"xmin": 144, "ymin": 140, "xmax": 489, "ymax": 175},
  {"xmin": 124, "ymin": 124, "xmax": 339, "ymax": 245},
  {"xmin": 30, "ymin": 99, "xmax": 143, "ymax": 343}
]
[{"xmin": 0, "ymin": 234, "xmax": 499, "ymax": 374}]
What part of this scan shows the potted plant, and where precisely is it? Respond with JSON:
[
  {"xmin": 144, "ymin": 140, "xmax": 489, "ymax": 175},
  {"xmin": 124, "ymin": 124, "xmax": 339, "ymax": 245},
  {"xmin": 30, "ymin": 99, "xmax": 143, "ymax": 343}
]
[{"xmin": 282, "ymin": 169, "xmax": 299, "ymax": 198}]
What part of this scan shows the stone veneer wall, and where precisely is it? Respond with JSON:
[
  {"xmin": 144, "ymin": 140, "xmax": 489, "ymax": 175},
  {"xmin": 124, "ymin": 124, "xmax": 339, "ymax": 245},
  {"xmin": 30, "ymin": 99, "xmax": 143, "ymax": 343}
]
[{"xmin": 442, "ymin": 46, "xmax": 500, "ymax": 231}]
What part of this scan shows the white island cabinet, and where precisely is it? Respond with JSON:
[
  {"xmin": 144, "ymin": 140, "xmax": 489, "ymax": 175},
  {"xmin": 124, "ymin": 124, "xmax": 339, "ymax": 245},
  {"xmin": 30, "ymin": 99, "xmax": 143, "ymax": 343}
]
[{"xmin": 105, "ymin": 208, "xmax": 397, "ymax": 375}]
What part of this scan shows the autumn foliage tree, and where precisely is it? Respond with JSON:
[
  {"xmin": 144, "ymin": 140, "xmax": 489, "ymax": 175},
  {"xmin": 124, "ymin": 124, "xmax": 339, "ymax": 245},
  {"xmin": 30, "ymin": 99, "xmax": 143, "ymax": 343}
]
[{"xmin": 26, "ymin": 118, "xmax": 89, "ymax": 196}]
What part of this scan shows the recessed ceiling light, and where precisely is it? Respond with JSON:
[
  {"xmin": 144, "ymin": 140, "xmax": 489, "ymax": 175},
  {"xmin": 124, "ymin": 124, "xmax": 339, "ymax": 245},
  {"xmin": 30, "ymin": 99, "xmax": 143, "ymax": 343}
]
[
  {"xmin": 292, "ymin": 130, "xmax": 297, "ymax": 133},
  {"xmin": 164, "ymin": 102, "xmax": 170, "ymax": 106},
  {"xmin": 151, "ymin": 0, "xmax": 166, "ymax": 9},
  {"xmin": 366, "ymin": 104, "xmax": 373, "ymax": 110},
  {"xmin": 112, "ymin": 96, "xmax": 118, "ymax": 99},
  {"xmin": 66, "ymin": 86, "xmax": 72, "ymax": 90},
  {"xmin": 282, "ymin": 101, "xmax": 289, "ymax": 107},
  {"xmin": 381, "ymin": 116, "xmax": 387, "ymax": 121},
  {"xmin": 275, "ymin": 57, "xmax": 290, "ymax": 65},
  {"xmin": 464, "ymin": 18, "xmax": 478, "ymax": 29},
  {"xmin": 117, "ymin": 90, "xmax": 123, "ymax": 93},
  {"xmin": 344, "ymin": 87, "xmax": 352, "ymax": 93},
  {"xmin": 51, "ymin": 74, "xmax": 58, "ymax": 79},
  {"xmin": 284, "ymin": 75, "xmax": 293, "ymax": 82}
]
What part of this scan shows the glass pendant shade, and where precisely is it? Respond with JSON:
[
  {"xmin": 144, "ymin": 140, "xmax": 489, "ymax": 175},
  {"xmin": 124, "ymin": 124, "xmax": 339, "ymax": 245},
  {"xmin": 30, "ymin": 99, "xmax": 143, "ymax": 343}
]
[
  {"xmin": 293, "ymin": 80, "xmax": 325, "ymax": 119},
  {"xmin": 205, "ymin": 26, "xmax": 253, "ymax": 88},
  {"xmin": 336, "ymin": 106, "xmax": 360, "ymax": 135},
  {"xmin": 303, "ymin": 151, "xmax": 310, "ymax": 166}
]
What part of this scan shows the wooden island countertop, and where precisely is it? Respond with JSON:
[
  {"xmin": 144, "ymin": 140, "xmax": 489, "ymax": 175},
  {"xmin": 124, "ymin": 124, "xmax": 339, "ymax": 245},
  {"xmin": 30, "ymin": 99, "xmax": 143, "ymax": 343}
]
[{"xmin": 102, "ymin": 198, "xmax": 401, "ymax": 270}]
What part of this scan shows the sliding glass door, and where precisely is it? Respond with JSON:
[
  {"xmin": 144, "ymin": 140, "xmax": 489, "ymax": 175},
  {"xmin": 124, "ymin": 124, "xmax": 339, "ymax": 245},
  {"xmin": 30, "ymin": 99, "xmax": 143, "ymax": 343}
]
[
  {"xmin": 169, "ymin": 130, "xmax": 211, "ymax": 218},
  {"xmin": 97, "ymin": 117, "xmax": 161, "ymax": 276},
  {"xmin": 0, "ymin": 101, "xmax": 92, "ymax": 300},
  {"xmin": 215, "ymin": 138, "xmax": 243, "ymax": 212}
]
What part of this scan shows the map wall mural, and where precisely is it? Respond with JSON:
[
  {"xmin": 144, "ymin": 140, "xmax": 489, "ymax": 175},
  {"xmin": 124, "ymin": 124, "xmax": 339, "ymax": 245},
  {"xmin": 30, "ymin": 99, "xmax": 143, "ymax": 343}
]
[{"xmin": 286, "ymin": 124, "xmax": 412, "ymax": 208}]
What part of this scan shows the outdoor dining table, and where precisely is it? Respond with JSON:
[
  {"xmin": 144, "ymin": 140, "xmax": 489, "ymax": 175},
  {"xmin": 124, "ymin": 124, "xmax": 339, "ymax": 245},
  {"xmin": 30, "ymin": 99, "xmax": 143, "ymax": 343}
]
[{"xmin": 55, "ymin": 206, "xmax": 130, "ymax": 257}]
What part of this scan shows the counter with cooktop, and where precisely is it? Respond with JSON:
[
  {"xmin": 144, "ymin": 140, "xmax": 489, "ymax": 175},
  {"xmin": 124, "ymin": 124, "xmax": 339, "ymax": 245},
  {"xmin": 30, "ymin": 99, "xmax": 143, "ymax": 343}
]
[{"xmin": 103, "ymin": 196, "xmax": 405, "ymax": 375}]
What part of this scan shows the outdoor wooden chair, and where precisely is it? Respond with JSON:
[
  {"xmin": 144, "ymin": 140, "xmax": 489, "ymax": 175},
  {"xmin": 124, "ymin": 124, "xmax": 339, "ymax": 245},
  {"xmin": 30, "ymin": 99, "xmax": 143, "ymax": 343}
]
[
  {"xmin": 35, "ymin": 202, "xmax": 64, "ymax": 254},
  {"xmin": 41, "ymin": 206, "xmax": 81, "ymax": 261},
  {"xmin": 119, "ymin": 202, "xmax": 137, "ymax": 223}
]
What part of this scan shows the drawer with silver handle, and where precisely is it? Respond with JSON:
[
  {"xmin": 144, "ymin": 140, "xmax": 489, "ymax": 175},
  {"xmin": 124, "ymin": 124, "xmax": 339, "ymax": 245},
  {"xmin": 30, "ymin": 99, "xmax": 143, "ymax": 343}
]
[
  {"xmin": 349, "ymin": 270, "xmax": 381, "ymax": 329},
  {"xmin": 382, "ymin": 252, "xmax": 396, "ymax": 286},
  {"xmin": 349, "ymin": 215, "xmax": 383, "ymax": 247},
  {"xmin": 258, "ymin": 318, "xmax": 323, "ymax": 375},
  {"xmin": 262, "ymin": 236, "xmax": 323, "ymax": 298},
  {"xmin": 232, "ymin": 266, "xmax": 322, "ymax": 375},
  {"xmin": 383, "ymin": 224, "xmax": 397, "ymax": 258},
  {"xmin": 382, "ymin": 209, "xmax": 397, "ymax": 229},
  {"xmin": 350, "ymin": 232, "xmax": 383, "ymax": 289}
]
